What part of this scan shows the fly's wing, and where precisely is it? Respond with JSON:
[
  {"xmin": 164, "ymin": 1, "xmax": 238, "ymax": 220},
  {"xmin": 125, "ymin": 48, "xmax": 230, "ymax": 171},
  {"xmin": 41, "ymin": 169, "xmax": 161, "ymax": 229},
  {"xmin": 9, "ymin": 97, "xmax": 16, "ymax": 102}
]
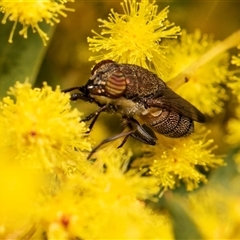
[{"xmin": 148, "ymin": 86, "xmax": 206, "ymax": 123}]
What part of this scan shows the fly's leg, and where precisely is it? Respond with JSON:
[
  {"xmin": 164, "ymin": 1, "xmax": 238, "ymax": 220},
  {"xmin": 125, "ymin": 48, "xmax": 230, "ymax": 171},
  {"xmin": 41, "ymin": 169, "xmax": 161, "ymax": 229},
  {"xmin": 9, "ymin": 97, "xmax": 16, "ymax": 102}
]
[
  {"xmin": 88, "ymin": 117, "xmax": 157, "ymax": 159},
  {"xmin": 81, "ymin": 105, "xmax": 109, "ymax": 133},
  {"xmin": 118, "ymin": 117, "xmax": 156, "ymax": 148},
  {"xmin": 87, "ymin": 130, "xmax": 136, "ymax": 160}
]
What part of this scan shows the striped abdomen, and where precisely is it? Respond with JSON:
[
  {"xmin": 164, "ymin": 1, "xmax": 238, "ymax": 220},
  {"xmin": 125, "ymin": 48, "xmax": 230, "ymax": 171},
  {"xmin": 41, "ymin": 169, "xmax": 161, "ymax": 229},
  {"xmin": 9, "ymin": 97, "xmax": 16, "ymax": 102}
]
[{"xmin": 141, "ymin": 109, "xmax": 194, "ymax": 138}]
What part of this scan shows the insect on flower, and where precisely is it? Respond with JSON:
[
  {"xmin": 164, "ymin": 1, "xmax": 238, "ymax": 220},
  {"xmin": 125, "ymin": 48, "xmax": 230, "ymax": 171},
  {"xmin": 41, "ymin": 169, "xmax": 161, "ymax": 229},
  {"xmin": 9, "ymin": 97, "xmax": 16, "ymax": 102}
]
[{"xmin": 62, "ymin": 60, "xmax": 206, "ymax": 159}]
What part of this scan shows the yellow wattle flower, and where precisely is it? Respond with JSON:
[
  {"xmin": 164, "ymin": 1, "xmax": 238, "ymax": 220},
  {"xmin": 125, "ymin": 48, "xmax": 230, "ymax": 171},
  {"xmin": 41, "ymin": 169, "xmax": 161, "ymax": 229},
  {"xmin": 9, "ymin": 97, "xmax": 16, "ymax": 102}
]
[
  {"xmin": 133, "ymin": 130, "xmax": 224, "ymax": 191},
  {"xmin": 0, "ymin": 81, "xmax": 91, "ymax": 172},
  {"xmin": 0, "ymin": 0, "xmax": 74, "ymax": 45},
  {"xmin": 232, "ymin": 54, "xmax": 240, "ymax": 66},
  {"xmin": 228, "ymin": 49, "xmax": 240, "ymax": 99},
  {"xmin": 88, "ymin": 0, "xmax": 181, "ymax": 78},
  {"xmin": 40, "ymin": 148, "xmax": 173, "ymax": 239},
  {"xmin": 165, "ymin": 30, "xmax": 230, "ymax": 116}
]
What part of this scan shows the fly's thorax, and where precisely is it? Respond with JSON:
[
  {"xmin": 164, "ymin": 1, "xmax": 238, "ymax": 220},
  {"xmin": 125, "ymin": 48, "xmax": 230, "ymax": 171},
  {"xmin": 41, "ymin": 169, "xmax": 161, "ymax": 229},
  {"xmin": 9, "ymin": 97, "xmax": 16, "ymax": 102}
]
[{"xmin": 119, "ymin": 64, "xmax": 166, "ymax": 99}]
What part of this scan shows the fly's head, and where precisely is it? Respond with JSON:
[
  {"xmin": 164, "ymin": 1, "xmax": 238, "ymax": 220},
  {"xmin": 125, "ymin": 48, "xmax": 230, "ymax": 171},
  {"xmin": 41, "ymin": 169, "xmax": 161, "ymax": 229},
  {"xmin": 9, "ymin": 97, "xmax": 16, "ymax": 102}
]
[{"xmin": 86, "ymin": 60, "xmax": 127, "ymax": 99}]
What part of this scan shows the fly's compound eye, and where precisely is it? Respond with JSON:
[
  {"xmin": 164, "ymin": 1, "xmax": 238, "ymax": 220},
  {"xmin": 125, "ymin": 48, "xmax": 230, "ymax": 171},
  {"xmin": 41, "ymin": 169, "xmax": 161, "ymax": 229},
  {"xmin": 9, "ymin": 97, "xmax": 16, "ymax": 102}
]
[
  {"xmin": 89, "ymin": 60, "xmax": 127, "ymax": 98},
  {"xmin": 91, "ymin": 59, "xmax": 115, "ymax": 75},
  {"xmin": 88, "ymin": 70, "xmax": 127, "ymax": 98},
  {"xmin": 104, "ymin": 70, "xmax": 127, "ymax": 98}
]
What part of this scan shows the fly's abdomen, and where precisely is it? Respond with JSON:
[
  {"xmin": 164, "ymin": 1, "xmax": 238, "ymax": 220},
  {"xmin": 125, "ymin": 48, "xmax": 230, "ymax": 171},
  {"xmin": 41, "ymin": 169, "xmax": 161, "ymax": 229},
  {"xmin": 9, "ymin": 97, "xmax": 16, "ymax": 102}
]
[{"xmin": 141, "ymin": 109, "xmax": 194, "ymax": 138}]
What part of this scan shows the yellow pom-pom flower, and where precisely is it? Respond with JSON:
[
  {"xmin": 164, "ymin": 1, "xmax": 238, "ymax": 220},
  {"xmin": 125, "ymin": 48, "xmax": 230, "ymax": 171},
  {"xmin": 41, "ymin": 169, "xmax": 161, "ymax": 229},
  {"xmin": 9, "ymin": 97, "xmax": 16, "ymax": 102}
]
[
  {"xmin": 165, "ymin": 30, "xmax": 229, "ymax": 116},
  {"xmin": 88, "ymin": 0, "xmax": 181, "ymax": 78},
  {"xmin": 133, "ymin": 130, "xmax": 225, "ymax": 191},
  {"xmin": 232, "ymin": 53, "xmax": 240, "ymax": 66},
  {"xmin": 0, "ymin": 81, "xmax": 91, "ymax": 172},
  {"xmin": 0, "ymin": 0, "xmax": 74, "ymax": 45},
  {"xmin": 40, "ymin": 148, "xmax": 173, "ymax": 239},
  {"xmin": 228, "ymin": 49, "xmax": 240, "ymax": 98}
]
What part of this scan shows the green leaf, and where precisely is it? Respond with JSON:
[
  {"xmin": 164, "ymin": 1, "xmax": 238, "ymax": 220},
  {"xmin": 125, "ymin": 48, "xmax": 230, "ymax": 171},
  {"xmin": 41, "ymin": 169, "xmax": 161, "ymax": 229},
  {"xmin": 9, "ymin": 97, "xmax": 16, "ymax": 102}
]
[
  {"xmin": 209, "ymin": 147, "xmax": 240, "ymax": 191},
  {"xmin": 0, "ymin": 20, "xmax": 55, "ymax": 98},
  {"xmin": 165, "ymin": 194, "xmax": 203, "ymax": 240}
]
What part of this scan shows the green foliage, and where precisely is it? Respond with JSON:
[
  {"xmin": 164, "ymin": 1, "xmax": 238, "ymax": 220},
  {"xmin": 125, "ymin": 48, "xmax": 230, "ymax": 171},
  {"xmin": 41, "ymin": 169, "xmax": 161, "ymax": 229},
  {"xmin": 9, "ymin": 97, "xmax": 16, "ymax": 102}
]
[
  {"xmin": 167, "ymin": 197, "xmax": 203, "ymax": 239},
  {"xmin": 0, "ymin": 21, "xmax": 54, "ymax": 97}
]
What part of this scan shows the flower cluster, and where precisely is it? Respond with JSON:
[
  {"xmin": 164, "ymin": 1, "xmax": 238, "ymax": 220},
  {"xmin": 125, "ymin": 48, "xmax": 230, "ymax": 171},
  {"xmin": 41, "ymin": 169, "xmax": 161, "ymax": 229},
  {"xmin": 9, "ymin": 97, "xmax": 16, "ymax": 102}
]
[
  {"xmin": 1, "ymin": 0, "xmax": 240, "ymax": 239},
  {"xmin": 228, "ymin": 49, "xmax": 240, "ymax": 98},
  {"xmin": 0, "ymin": 82, "xmax": 173, "ymax": 239},
  {"xmin": 87, "ymin": 0, "xmax": 229, "ymax": 192},
  {"xmin": 39, "ymin": 149, "xmax": 173, "ymax": 239},
  {"xmin": 132, "ymin": 130, "xmax": 224, "ymax": 191},
  {"xmin": 165, "ymin": 30, "xmax": 230, "ymax": 116},
  {"xmin": 0, "ymin": 82, "xmax": 91, "ymax": 172}
]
